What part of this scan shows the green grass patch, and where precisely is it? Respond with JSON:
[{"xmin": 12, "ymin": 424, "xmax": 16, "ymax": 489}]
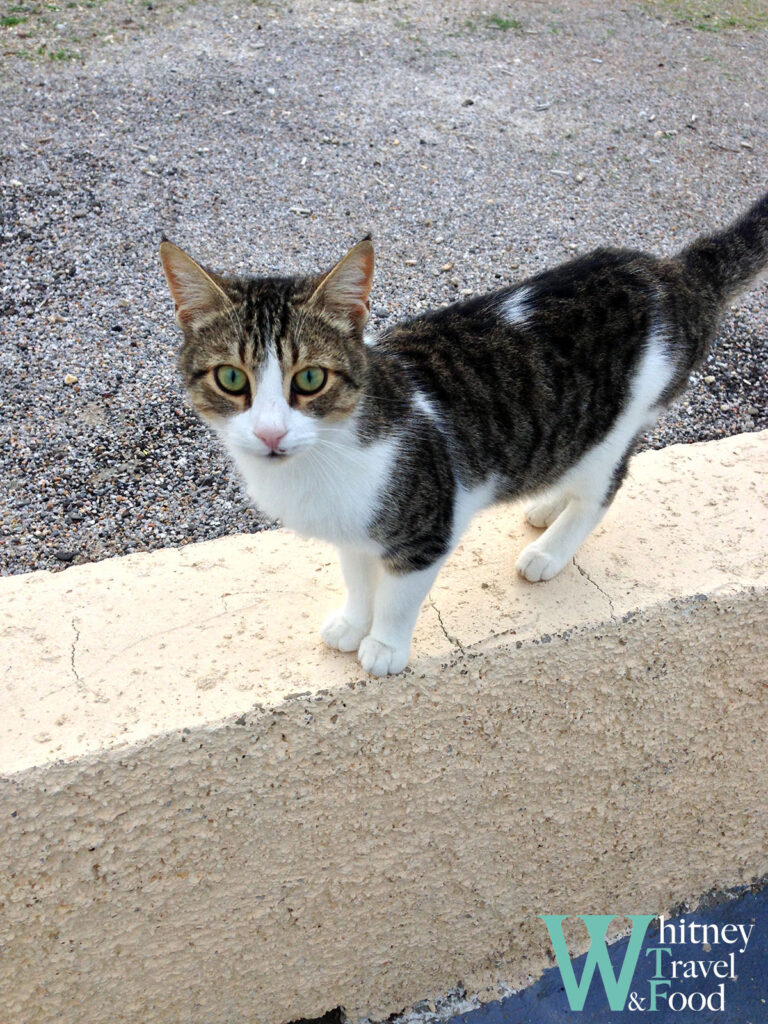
[
  {"xmin": 486, "ymin": 13, "xmax": 523, "ymax": 31},
  {"xmin": 642, "ymin": 1, "xmax": 768, "ymax": 31}
]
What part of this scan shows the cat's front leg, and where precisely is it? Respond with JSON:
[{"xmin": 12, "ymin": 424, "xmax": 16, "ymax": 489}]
[
  {"xmin": 321, "ymin": 546, "xmax": 379, "ymax": 653},
  {"xmin": 357, "ymin": 560, "xmax": 445, "ymax": 676}
]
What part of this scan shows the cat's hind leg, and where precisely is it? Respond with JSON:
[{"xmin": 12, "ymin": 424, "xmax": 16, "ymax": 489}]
[
  {"xmin": 517, "ymin": 329, "xmax": 674, "ymax": 583},
  {"xmin": 517, "ymin": 491, "xmax": 609, "ymax": 582},
  {"xmin": 517, "ymin": 423, "xmax": 645, "ymax": 582},
  {"xmin": 517, "ymin": 442, "xmax": 637, "ymax": 581},
  {"xmin": 322, "ymin": 547, "xmax": 379, "ymax": 652},
  {"xmin": 516, "ymin": 432, "xmax": 644, "ymax": 582}
]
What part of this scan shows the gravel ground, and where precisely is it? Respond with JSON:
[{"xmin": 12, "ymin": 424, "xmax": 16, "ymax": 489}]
[{"xmin": 1, "ymin": 0, "xmax": 766, "ymax": 578}]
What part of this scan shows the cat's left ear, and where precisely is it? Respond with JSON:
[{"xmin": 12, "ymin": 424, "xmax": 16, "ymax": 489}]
[
  {"xmin": 159, "ymin": 240, "xmax": 231, "ymax": 329},
  {"xmin": 308, "ymin": 237, "xmax": 374, "ymax": 332}
]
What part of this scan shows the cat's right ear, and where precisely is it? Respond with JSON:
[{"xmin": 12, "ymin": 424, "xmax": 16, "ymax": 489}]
[{"xmin": 159, "ymin": 240, "xmax": 230, "ymax": 329}]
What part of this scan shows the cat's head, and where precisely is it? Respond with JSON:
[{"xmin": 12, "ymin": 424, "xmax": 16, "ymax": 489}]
[{"xmin": 159, "ymin": 238, "xmax": 374, "ymax": 459}]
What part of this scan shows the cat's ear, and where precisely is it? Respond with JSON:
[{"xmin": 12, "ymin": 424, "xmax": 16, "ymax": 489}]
[
  {"xmin": 308, "ymin": 237, "xmax": 374, "ymax": 332},
  {"xmin": 159, "ymin": 240, "xmax": 230, "ymax": 329}
]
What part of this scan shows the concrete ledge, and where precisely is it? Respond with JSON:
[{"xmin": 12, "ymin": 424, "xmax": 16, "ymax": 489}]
[{"xmin": 1, "ymin": 431, "xmax": 767, "ymax": 1023}]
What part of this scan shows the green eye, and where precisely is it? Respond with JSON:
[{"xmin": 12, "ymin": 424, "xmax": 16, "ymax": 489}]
[
  {"xmin": 292, "ymin": 366, "xmax": 327, "ymax": 395},
  {"xmin": 215, "ymin": 365, "xmax": 248, "ymax": 395}
]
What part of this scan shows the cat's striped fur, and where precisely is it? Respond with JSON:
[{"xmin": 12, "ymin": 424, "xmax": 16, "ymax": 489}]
[{"xmin": 160, "ymin": 192, "xmax": 768, "ymax": 675}]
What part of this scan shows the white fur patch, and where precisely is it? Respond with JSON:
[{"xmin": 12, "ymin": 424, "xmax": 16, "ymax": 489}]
[
  {"xmin": 247, "ymin": 351, "xmax": 291, "ymax": 450},
  {"xmin": 225, "ymin": 407, "xmax": 399, "ymax": 548},
  {"xmin": 412, "ymin": 389, "xmax": 440, "ymax": 423},
  {"xmin": 451, "ymin": 476, "xmax": 498, "ymax": 548},
  {"xmin": 502, "ymin": 286, "xmax": 534, "ymax": 328}
]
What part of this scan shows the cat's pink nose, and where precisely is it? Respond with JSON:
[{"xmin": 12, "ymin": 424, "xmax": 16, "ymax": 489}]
[{"xmin": 254, "ymin": 427, "xmax": 287, "ymax": 452}]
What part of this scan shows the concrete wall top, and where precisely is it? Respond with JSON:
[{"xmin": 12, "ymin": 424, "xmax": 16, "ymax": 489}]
[{"xmin": 2, "ymin": 430, "xmax": 766, "ymax": 777}]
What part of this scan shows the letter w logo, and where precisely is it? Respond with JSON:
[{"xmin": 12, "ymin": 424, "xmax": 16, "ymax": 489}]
[{"xmin": 539, "ymin": 914, "xmax": 654, "ymax": 1011}]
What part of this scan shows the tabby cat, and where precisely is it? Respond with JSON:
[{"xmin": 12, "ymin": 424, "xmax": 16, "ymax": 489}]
[{"xmin": 160, "ymin": 193, "xmax": 768, "ymax": 675}]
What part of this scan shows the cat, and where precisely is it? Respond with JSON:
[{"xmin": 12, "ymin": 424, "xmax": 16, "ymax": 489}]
[{"xmin": 159, "ymin": 192, "xmax": 768, "ymax": 676}]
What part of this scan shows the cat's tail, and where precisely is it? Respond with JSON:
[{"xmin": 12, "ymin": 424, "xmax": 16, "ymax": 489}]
[{"xmin": 677, "ymin": 191, "xmax": 768, "ymax": 303}]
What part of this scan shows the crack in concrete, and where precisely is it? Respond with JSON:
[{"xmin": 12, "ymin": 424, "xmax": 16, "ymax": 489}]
[
  {"xmin": 573, "ymin": 558, "xmax": 616, "ymax": 618},
  {"xmin": 70, "ymin": 618, "xmax": 84, "ymax": 689},
  {"xmin": 429, "ymin": 597, "xmax": 466, "ymax": 655}
]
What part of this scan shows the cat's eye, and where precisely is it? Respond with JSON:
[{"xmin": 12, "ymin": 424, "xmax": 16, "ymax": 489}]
[
  {"xmin": 215, "ymin": 365, "xmax": 249, "ymax": 395},
  {"xmin": 292, "ymin": 366, "xmax": 327, "ymax": 395}
]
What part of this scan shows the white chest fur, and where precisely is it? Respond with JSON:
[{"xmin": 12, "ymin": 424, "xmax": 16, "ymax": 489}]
[{"xmin": 226, "ymin": 426, "xmax": 399, "ymax": 549}]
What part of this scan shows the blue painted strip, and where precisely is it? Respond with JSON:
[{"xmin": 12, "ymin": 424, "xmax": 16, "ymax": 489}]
[{"xmin": 454, "ymin": 887, "xmax": 768, "ymax": 1023}]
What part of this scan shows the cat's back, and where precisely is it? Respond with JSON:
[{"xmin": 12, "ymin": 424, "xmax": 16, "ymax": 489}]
[
  {"xmin": 369, "ymin": 246, "xmax": 669, "ymax": 490},
  {"xmin": 377, "ymin": 246, "xmax": 662, "ymax": 363}
]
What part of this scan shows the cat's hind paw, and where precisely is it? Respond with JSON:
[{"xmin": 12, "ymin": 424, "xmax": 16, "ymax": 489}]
[
  {"xmin": 525, "ymin": 495, "xmax": 567, "ymax": 529},
  {"xmin": 516, "ymin": 542, "xmax": 568, "ymax": 583},
  {"xmin": 321, "ymin": 610, "xmax": 369, "ymax": 653},
  {"xmin": 358, "ymin": 636, "xmax": 409, "ymax": 677}
]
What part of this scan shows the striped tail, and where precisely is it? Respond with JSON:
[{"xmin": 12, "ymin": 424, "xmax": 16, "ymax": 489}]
[{"xmin": 677, "ymin": 191, "xmax": 768, "ymax": 302}]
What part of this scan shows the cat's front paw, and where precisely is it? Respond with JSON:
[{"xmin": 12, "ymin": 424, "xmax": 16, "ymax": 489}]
[
  {"xmin": 516, "ymin": 542, "xmax": 568, "ymax": 583},
  {"xmin": 357, "ymin": 635, "xmax": 409, "ymax": 676},
  {"xmin": 321, "ymin": 609, "xmax": 369, "ymax": 652}
]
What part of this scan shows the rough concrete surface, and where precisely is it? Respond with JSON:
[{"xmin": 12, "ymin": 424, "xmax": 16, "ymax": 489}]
[{"xmin": 1, "ymin": 432, "xmax": 767, "ymax": 1023}]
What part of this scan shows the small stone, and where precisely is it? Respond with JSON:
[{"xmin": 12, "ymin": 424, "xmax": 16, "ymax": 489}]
[
  {"xmin": 703, "ymin": 375, "xmax": 716, "ymax": 384},
  {"xmin": 148, "ymin": 154, "xmax": 158, "ymax": 164},
  {"xmin": 740, "ymin": 140, "xmax": 753, "ymax": 150},
  {"xmin": 462, "ymin": 98, "xmax": 474, "ymax": 106},
  {"xmin": 404, "ymin": 259, "xmax": 417, "ymax": 267},
  {"xmin": 441, "ymin": 262, "xmax": 454, "ymax": 272},
  {"xmin": 64, "ymin": 373, "xmax": 78, "ymax": 385},
  {"xmin": 574, "ymin": 172, "xmax": 585, "ymax": 183},
  {"xmin": 720, "ymin": 403, "xmax": 730, "ymax": 412},
  {"xmin": 55, "ymin": 550, "xmax": 78, "ymax": 562},
  {"xmin": 746, "ymin": 404, "xmax": 759, "ymax": 416}
]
